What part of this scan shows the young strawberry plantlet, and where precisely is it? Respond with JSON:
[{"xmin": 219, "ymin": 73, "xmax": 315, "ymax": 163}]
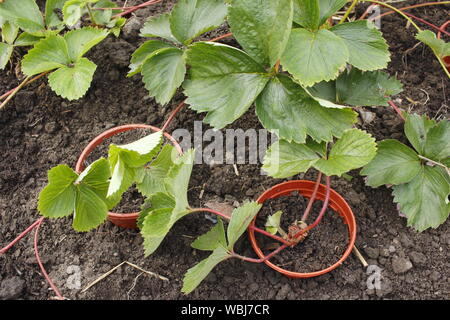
[
  {"xmin": 362, "ymin": 114, "xmax": 450, "ymax": 231},
  {"xmin": 128, "ymin": 0, "xmax": 228, "ymax": 105}
]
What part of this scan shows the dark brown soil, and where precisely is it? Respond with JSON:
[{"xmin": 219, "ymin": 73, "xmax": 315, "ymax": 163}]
[{"xmin": 1, "ymin": 0, "xmax": 449, "ymax": 300}]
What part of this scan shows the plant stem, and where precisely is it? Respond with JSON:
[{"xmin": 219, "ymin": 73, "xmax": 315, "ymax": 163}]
[
  {"xmin": 0, "ymin": 217, "xmax": 44, "ymax": 255},
  {"xmin": 0, "ymin": 72, "xmax": 49, "ymax": 102},
  {"xmin": 339, "ymin": 0, "xmax": 359, "ymax": 25},
  {"xmin": 363, "ymin": 0, "xmax": 421, "ymax": 32},
  {"xmin": 231, "ymin": 243, "xmax": 288, "ymax": 263},
  {"xmin": 0, "ymin": 75, "xmax": 31, "ymax": 110},
  {"xmin": 301, "ymin": 172, "xmax": 322, "ymax": 222},
  {"xmin": 86, "ymin": 4, "xmax": 98, "ymax": 25},
  {"xmin": 189, "ymin": 208, "xmax": 293, "ymax": 246},
  {"xmin": 113, "ymin": 0, "xmax": 162, "ymax": 18},
  {"xmin": 161, "ymin": 100, "xmax": 186, "ymax": 132},
  {"xmin": 418, "ymin": 155, "xmax": 450, "ymax": 176},
  {"xmin": 360, "ymin": 1, "xmax": 450, "ymax": 20},
  {"xmin": 388, "ymin": 100, "xmax": 405, "ymax": 120},
  {"xmin": 209, "ymin": 32, "xmax": 233, "ymax": 42}
]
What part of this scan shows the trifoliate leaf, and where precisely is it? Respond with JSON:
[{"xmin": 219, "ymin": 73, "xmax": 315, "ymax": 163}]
[
  {"xmin": 138, "ymin": 192, "xmax": 176, "ymax": 229},
  {"xmin": 393, "ymin": 166, "xmax": 450, "ymax": 232},
  {"xmin": 416, "ymin": 30, "xmax": 450, "ymax": 58},
  {"xmin": 265, "ymin": 210, "xmax": 283, "ymax": 235},
  {"xmin": 64, "ymin": 27, "xmax": 108, "ymax": 61},
  {"xmin": 0, "ymin": 42, "xmax": 12, "ymax": 69},
  {"xmin": 128, "ymin": 40, "xmax": 174, "ymax": 77},
  {"xmin": 184, "ymin": 42, "xmax": 270, "ymax": 129},
  {"xmin": 136, "ymin": 144, "xmax": 176, "ymax": 197},
  {"xmin": 227, "ymin": 201, "xmax": 262, "ymax": 249},
  {"xmin": 73, "ymin": 183, "xmax": 108, "ymax": 231},
  {"xmin": 191, "ymin": 219, "xmax": 227, "ymax": 251},
  {"xmin": 262, "ymin": 139, "xmax": 320, "ymax": 178},
  {"xmin": 169, "ymin": 0, "xmax": 228, "ymax": 45},
  {"xmin": 141, "ymin": 47, "xmax": 186, "ymax": 105},
  {"xmin": 22, "ymin": 35, "xmax": 70, "ymax": 76},
  {"xmin": 13, "ymin": 32, "xmax": 42, "ymax": 46},
  {"xmin": 228, "ymin": 0, "xmax": 293, "ymax": 67},
  {"xmin": 38, "ymin": 164, "xmax": 78, "ymax": 218},
  {"xmin": 309, "ymin": 69, "xmax": 403, "ymax": 107},
  {"xmin": 293, "ymin": 0, "xmax": 320, "ymax": 30},
  {"xmin": 47, "ymin": 57, "xmax": 96, "ymax": 100},
  {"xmin": 281, "ymin": 28, "xmax": 349, "ymax": 86},
  {"xmin": 331, "ymin": 20, "xmax": 390, "ymax": 71},
  {"xmin": 318, "ymin": 0, "xmax": 347, "ymax": 26},
  {"xmin": 45, "ymin": 0, "xmax": 67, "ymax": 28},
  {"xmin": 314, "ymin": 129, "xmax": 377, "ymax": 177},
  {"xmin": 182, "ymin": 246, "xmax": 231, "ymax": 294},
  {"xmin": 140, "ymin": 13, "xmax": 179, "ymax": 44},
  {"xmin": 361, "ymin": 139, "xmax": 422, "ymax": 187},
  {"xmin": 0, "ymin": 0, "xmax": 45, "ymax": 33},
  {"xmin": 255, "ymin": 75, "xmax": 357, "ymax": 143},
  {"xmin": 1, "ymin": 21, "xmax": 18, "ymax": 44}
]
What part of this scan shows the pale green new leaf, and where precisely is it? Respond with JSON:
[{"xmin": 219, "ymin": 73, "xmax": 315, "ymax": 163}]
[
  {"xmin": 228, "ymin": 0, "xmax": 293, "ymax": 67},
  {"xmin": 136, "ymin": 144, "xmax": 176, "ymax": 196},
  {"xmin": 262, "ymin": 139, "xmax": 320, "ymax": 178},
  {"xmin": 331, "ymin": 20, "xmax": 390, "ymax": 71},
  {"xmin": 45, "ymin": 0, "xmax": 67, "ymax": 28},
  {"xmin": 140, "ymin": 13, "xmax": 179, "ymax": 44},
  {"xmin": 141, "ymin": 47, "xmax": 186, "ymax": 105},
  {"xmin": 227, "ymin": 201, "xmax": 262, "ymax": 249},
  {"xmin": 73, "ymin": 183, "xmax": 108, "ymax": 231},
  {"xmin": 92, "ymin": 0, "xmax": 119, "ymax": 26},
  {"xmin": 314, "ymin": 129, "xmax": 377, "ymax": 176},
  {"xmin": 0, "ymin": 0, "xmax": 45, "ymax": 33},
  {"xmin": 393, "ymin": 166, "xmax": 450, "ymax": 232},
  {"xmin": 265, "ymin": 210, "xmax": 283, "ymax": 235},
  {"xmin": 0, "ymin": 42, "xmax": 13, "ymax": 69},
  {"xmin": 191, "ymin": 219, "xmax": 227, "ymax": 251},
  {"xmin": 256, "ymin": 75, "xmax": 357, "ymax": 143},
  {"xmin": 293, "ymin": 0, "xmax": 320, "ymax": 30},
  {"xmin": 416, "ymin": 30, "xmax": 450, "ymax": 58},
  {"xmin": 63, "ymin": 0, "xmax": 91, "ymax": 26},
  {"xmin": 184, "ymin": 42, "xmax": 270, "ymax": 129},
  {"xmin": 47, "ymin": 57, "xmax": 96, "ymax": 100},
  {"xmin": 2, "ymin": 21, "xmax": 18, "ymax": 44},
  {"xmin": 107, "ymin": 154, "xmax": 135, "ymax": 198},
  {"xmin": 128, "ymin": 40, "xmax": 174, "ymax": 76},
  {"xmin": 182, "ymin": 246, "xmax": 231, "ymax": 294},
  {"xmin": 281, "ymin": 28, "xmax": 349, "ymax": 86},
  {"xmin": 64, "ymin": 27, "xmax": 108, "ymax": 61},
  {"xmin": 22, "ymin": 35, "xmax": 70, "ymax": 76},
  {"xmin": 169, "ymin": 0, "xmax": 228, "ymax": 45},
  {"xmin": 361, "ymin": 139, "xmax": 422, "ymax": 187},
  {"xmin": 38, "ymin": 164, "xmax": 78, "ymax": 218}
]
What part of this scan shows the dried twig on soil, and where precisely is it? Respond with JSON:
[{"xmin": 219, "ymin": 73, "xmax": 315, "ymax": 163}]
[
  {"xmin": 81, "ymin": 261, "xmax": 169, "ymax": 293},
  {"xmin": 352, "ymin": 246, "xmax": 369, "ymax": 268}
]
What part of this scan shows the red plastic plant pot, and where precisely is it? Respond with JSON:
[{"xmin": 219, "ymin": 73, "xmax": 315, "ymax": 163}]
[
  {"xmin": 248, "ymin": 180, "xmax": 357, "ymax": 278},
  {"xmin": 75, "ymin": 124, "xmax": 183, "ymax": 229}
]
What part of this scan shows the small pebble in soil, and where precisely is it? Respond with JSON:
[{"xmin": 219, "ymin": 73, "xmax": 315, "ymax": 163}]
[
  {"xmin": 408, "ymin": 251, "xmax": 427, "ymax": 267},
  {"xmin": 0, "ymin": 277, "xmax": 25, "ymax": 300},
  {"xmin": 391, "ymin": 257, "xmax": 413, "ymax": 274}
]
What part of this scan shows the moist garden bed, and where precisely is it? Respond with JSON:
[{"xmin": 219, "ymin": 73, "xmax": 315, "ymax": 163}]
[{"xmin": 0, "ymin": 0, "xmax": 449, "ymax": 300}]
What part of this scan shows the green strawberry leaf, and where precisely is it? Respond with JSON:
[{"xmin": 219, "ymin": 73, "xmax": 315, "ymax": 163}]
[
  {"xmin": 331, "ymin": 20, "xmax": 390, "ymax": 71},
  {"xmin": 141, "ymin": 47, "xmax": 186, "ymax": 105},
  {"xmin": 45, "ymin": 0, "xmax": 67, "ymax": 28},
  {"xmin": 265, "ymin": 210, "xmax": 283, "ymax": 235},
  {"xmin": 227, "ymin": 201, "xmax": 262, "ymax": 250},
  {"xmin": 255, "ymin": 74, "xmax": 357, "ymax": 143},
  {"xmin": 262, "ymin": 139, "xmax": 321, "ymax": 178},
  {"xmin": 361, "ymin": 139, "xmax": 422, "ymax": 187},
  {"xmin": 63, "ymin": 0, "xmax": 98, "ymax": 26},
  {"xmin": 184, "ymin": 42, "xmax": 270, "ymax": 129},
  {"xmin": 138, "ymin": 192, "xmax": 176, "ymax": 229},
  {"xmin": 73, "ymin": 183, "xmax": 108, "ymax": 231},
  {"xmin": 281, "ymin": 28, "xmax": 349, "ymax": 86},
  {"xmin": 182, "ymin": 246, "xmax": 231, "ymax": 294},
  {"xmin": 13, "ymin": 32, "xmax": 42, "ymax": 46},
  {"xmin": 293, "ymin": 0, "xmax": 320, "ymax": 30},
  {"xmin": 64, "ymin": 27, "xmax": 108, "ymax": 61},
  {"xmin": 0, "ymin": 42, "xmax": 12, "ymax": 69},
  {"xmin": 136, "ymin": 144, "xmax": 176, "ymax": 197},
  {"xmin": 309, "ymin": 69, "xmax": 403, "ymax": 107},
  {"xmin": 92, "ymin": 0, "xmax": 119, "ymax": 26},
  {"xmin": 141, "ymin": 149, "xmax": 195, "ymax": 256},
  {"xmin": 2, "ymin": 21, "xmax": 18, "ymax": 44},
  {"xmin": 393, "ymin": 166, "xmax": 450, "ymax": 232},
  {"xmin": 140, "ymin": 13, "xmax": 179, "ymax": 44},
  {"xmin": 318, "ymin": 0, "xmax": 347, "ymax": 26},
  {"xmin": 228, "ymin": 0, "xmax": 293, "ymax": 67},
  {"xmin": 22, "ymin": 35, "xmax": 70, "ymax": 76},
  {"xmin": 128, "ymin": 40, "xmax": 175, "ymax": 77},
  {"xmin": 47, "ymin": 57, "xmax": 97, "ymax": 100},
  {"xmin": 191, "ymin": 219, "xmax": 227, "ymax": 251},
  {"xmin": 169, "ymin": 0, "xmax": 228, "ymax": 45},
  {"xmin": 0, "ymin": 0, "xmax": 45, "ymax": 34},
  {"xmin": 38, "ymin": 164, "xmax": 78, "ymax": 218},
  {"xmin": 416, "ymin": 30, "xmax": 450, "ymax": 58},
  {"xmin": 314, "ymin": 129, "xmax": 377, "ymax": 177}
]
